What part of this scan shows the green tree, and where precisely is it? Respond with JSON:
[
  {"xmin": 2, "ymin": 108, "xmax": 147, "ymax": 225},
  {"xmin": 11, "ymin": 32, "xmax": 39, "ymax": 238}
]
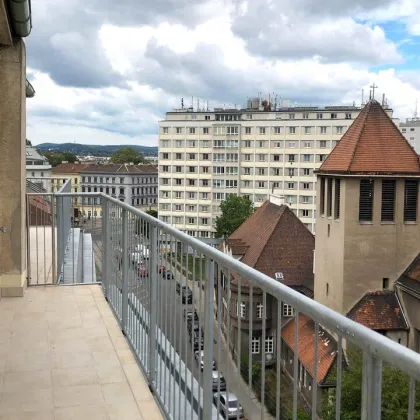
[
  {"xmin": 146, "ymin": 209, "xmax": 158, "ymax": 218},
  {"xmin": 42, "ymin": 152, "xmax": 64, "ymax": 167},
  {"xmin": 110, "ymin": 147, "xmax": 145, "ymax": 164},
  {"xmin": 62, "ymin": 151, "xmax": 77, "ymax": 163},
  {"xmin": 322, "ymin": 350, "xmax": 420, "ymax": 420},
  {"xmin": 215, "ymin": 195, "xmax": 254, "ymax": 238},
  {"xmin": 26, "ymin": 139, "xmax": 32, "ymax": 146}
]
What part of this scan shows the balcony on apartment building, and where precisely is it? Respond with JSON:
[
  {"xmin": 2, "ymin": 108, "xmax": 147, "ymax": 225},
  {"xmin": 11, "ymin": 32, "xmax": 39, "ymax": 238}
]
[{"xmin": 20, "ymin": 177, "xmax": 420, "ymax": 420}]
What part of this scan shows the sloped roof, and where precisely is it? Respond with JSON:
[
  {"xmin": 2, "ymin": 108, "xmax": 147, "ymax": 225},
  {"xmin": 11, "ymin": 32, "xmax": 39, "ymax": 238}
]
[
  {"xmin": 282, "ymin": 314, "xmax": 337, "ymax": 385},
  {"xmin": 347, "ymin": 291, "xmax": 408, "ymax": 331},
  {"xmin": 223, "ymin": 201, "xmax": 314, "ymax": 290},
  {"xmin": 318, "ymin": 100, "xmax": 420, "ymax": 175},
  {"xmin": 52, "ymin": 163, "xmax": 91, "ymax": 174},
  {"xmin": 80, "ymin": 164, "xmax": 158, "ymax": 174},
  {"xmin": 397, "ymin": 253, "xmax": 420, "ymax": 294}
]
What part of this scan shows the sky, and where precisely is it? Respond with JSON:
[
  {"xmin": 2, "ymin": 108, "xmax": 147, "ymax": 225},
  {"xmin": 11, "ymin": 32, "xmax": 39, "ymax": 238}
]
[{"xmin": 26, "ymin": 0, "xmax": 420, "ymax": 147}]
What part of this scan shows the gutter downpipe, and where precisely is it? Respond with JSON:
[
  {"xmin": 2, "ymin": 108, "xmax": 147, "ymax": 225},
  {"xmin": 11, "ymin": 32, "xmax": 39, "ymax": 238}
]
[{"xmin": 6, "ymin": 0, "xmax": 32, "ymax": 38}]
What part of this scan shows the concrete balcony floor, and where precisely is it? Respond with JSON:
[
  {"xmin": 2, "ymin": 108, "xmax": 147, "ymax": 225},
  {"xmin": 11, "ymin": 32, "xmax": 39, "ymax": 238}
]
[{"xmin": 0, "ymin": 284, "xmax": 163, "ymax": 420}]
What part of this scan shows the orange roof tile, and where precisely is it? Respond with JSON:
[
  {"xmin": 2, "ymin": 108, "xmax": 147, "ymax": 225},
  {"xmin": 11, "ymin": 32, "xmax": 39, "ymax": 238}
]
[
  {"xmin": 52, "ymin": 163, "xmax": 91, "ymax": 174},
  {"xmin": 347, "ymin": 291, "xmax": 408, "ymax": 331},
  {"xmin": 318, "ymin": 100, "xmax": 420, "ymax": 175},
  {"xmin": 281, "ymin": 314, "xmax": 337, "ymax": 384}
]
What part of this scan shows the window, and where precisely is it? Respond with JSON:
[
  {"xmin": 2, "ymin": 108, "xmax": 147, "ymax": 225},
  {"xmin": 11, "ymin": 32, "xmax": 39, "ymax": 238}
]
[
  {"xmin": 203, "ymin": 127, "xmax": 209, "ymax": 134},
  {"xmin": 302, "ymin": 210, "xmax": 309, "ymax": 217},
  {"xmin": 189, "ymin": 153, "xmax": 196, "ymax": 160},
  {"xmin": 245, "ymin": 127, "xmax": 251, "ymax": 134},
  {"xmin": 274, "ymin": 127, "xmax": 281, "ymax": 134},
  {"xmin": 289, "ymin": 127, "xmax": 296, "ymax": 134},
  {"xmin": 162, "ymin": 127, "xmax": 168, "ymax": 134},
  {"xmin": 283, "ymin": 304, "xmax": 293, "ymax": 317},
  {"xmin": 320, "ymin": 177, "xmax": 326, "ymax": 215},
  {"xmin": 251, "ymin": 337, "xmax": 260, "ymax": 354},
  {"xmin": 257, "ymin": 181, "xmax": 265, "ymax": 188},
  {"xmin": 335, "ymin": 179, "xmax": 341, "ymax": 219},
  {"xmin": 201, "ymin": 218, "xmax": 208, "ymax": 225},
  {"xmin": 345, "ymin": 113, "xmax": 352, "ymax": 119},
  {"xmin": 411, "ymin": 128, "xmax": 415, "ymax": 132},
  {"xmin": 247, "ymin": 114, "xmax": 252, "ymax": 120},
  {"xmin": 303, "ymin": 154, "xmax": 310, "ymax": 162},
  {"xmin": 327, "ymin": 178, "xmax": 333, "ymax": 217},
  {"xmin": 236, "ymin": 301, "xmax": 246, "ymax": 318},
  {"xmin": 331, "ymin": 113, "xmax": 337, "ymax": 119},
  {"xmin": 244, "ymin": 180, "xmax": 250, "ymax": 188},
  {"xmin": 244, "ymin": 168, "xmax": 251, "ymax": 175},
  {"xmin": 244, "ymin": 140, "xmax": 251, "ymax": 148},
  {"xmin": 288, "ymin": 142, "xmax": 296, "ymax": 148},
  {"xmin": 273, "ymin": 168, "xmax": 281, "ymax": 176},
  {"xmin": 189, "ymin": 192, "xmax": 195, "ymax": 199},
  {"xmin": 383, "ymin": 278, "xmax": 389, "ymax": 290},
  {"xmin": 402, "ymin": 128, "xmax": 407, "ymax": 133},
  {"xmin": 289, "ymin": 113, "xmax": 295, "ymax": 119},
  {"xmin": 258, "ymin": 168, "xmax": 265, "ymax": 175},
  {"xmin": 274, "ymin": 155, "xmax": 281, "ymax": 162},
  {"xmin": 304, "ymin": 126, "xmax": 311, "ymax": 134},
  {"xmin": 256, "ymin": 303, "xmax": 263, "ymax": 318},
  {"xmin": 303, "ymin": 168, "xmax": 310, "ymax": 176},
  {"xmin": 288, "ymin": 154, "xmax": 295, "ymax": 162},
  {"xmin": 317, "ymin": 113, "xmax": 323, "ymax": 119},
  {"xmin": 176, "ymin": 127, "xmax": 182, "ymax": 134},
  {"xmin": 189, "ymin": 127, "xmax": 195, "ymax": 134},
  {"xmin": 259, "ymin": 127, "xmax": 266, "ymax": 135},
  {"xmin": 336, "ymin": 126, "xmax": 344, "ymax": 134},
  {"xmin": 320, "ymin": 127, "xmax": 327, "ymax": 134},
  {"xmin": 227, "ymin": 126, "xmax": 239, "ymax": 135},
  {"xmin": 320, "ymin": 140, "xmax": 327, "ymax": 148},
  {"xmin": 175, "ymin": 204, "xmax": 182, "ymax": 211},
  {"xmin": 202, "ymin": 179, "xmax": 209, "ymax": 187},
  {"xmin": 175, "ymin": 179, "xmax": 182, "ymax": 186},
  {"xmin": 188, "ymin": 217, "xmax": 195, "ymax": 224},
  {"xmin": 303, "ymin": 182, "xmax": 310, "ymax": 189},
  {"xmin": 205, "ymin": 115, "xmax": 210, "ymax": 120},
  {"xmin": 175, "ymin": 140, "xmax": 183, "ymax": 148},
  {"xmin": 303, "ymin": 113, "xmax": 309, "ymax": 119},
  {"xmin": 258, "ymin": 154, "xmax": 266, "ymax": 162},
  {"xmin": 381, "ymin": 180, "xmax": 396, "ymax": 222},
  {"xmin": 274, "ymin": 141, "xmax": 282, "ymax": 148},
  {"xmin": 244, "ymin": 154, "xmax": 251, "ymax": 161},
  {"xmin": 265, "ymin": 337, "xmax": 274, "ymax": 353},
  {"xmin": 404, "ymin": 180, "xmax": 418, "ymax": 222},
  {"xmin": 302, "ymin": 196, "xmax": 310, "ymax": 204},
  {"xmin": 288, "ymin": 182, "xmax": 295, "ymax": 189},
  {"xmin": 259, "ymin": 141, "xmax": 265, "ymax": 148},
  {"xmin": 289, "ymin": 168, "xmax": 295, "ymax": 176},
  {"xmin": 188, "ymin": 179, "xmax": 195, "ymax": 186},
  {"xmin": 202, "ymin": 153, "xmax": 209, "ymax": 160},
  {"xmin": 359, "ymin": 179, "xmax": 374, "ymax": 222}
]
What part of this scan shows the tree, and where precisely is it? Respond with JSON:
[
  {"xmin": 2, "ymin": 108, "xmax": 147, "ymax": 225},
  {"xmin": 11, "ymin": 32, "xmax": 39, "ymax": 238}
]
[
  {"xmin": 322, "ymin": 349, "xmax": 420, "ymax": 420},
  {"xmin": 26, "ymin": 139, "xmax": 32, "ymax": 146},
  {"xmin": 215, "ymin": 195, "xmax": 254, "ymax": 238},
  {"xmin": 146, "ymin": 209, "xmax": 158, "ymax": 219},
  {"xmin": 110, "ymin": 147, "xmax": 145, "ymax": 164},
  {"xmin": 42, "ymin": 151, "xmax": 77, "ymax": 167}
]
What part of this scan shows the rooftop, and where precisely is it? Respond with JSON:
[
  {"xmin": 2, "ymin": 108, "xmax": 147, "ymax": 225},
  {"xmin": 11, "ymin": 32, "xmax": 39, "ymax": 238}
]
[
  {"xmin": 0, "ymin": 284, "xmax": 162, "ymax": 419},
  {"xmin": 347, "ymin": 291, "xmax": 408, "ymax": 331},
  {"xmin": 397, "ymin": 253, "xmax": 420, "ymax": 294},
  {"xmin": 223, "ymin": 201, "xmax": 314, "ymax": 291},
  {"xmin": 52, "ymin": 163, "xmax": 92, "ymax": 174},
  {"xmin": 80, "ymin": 164, "xmax": 158, "ymax": 174},
  {"xmin": 282, "ymin": 314, "xmax": 337, "ymax": 385},
  {"xmin": 318, "ymin": 99, "xmax": 420, "ymax": 175}
]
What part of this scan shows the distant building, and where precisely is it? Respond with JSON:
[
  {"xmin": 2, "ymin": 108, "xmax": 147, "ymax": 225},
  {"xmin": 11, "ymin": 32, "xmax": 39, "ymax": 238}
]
[
  {"xmin": 217, "ymin": 199, "xmax": 315, "ymax": 364},
  {"xmin": 399, "ymin": 118, "xmax": 420, "ymax": 152},
  {"xmin": 26, "ymin": 146, "xmax": 51, "ymax": 190},
  {"xmin": 80, "ymin": 164, "xmax": 158, "ymax": 218}
]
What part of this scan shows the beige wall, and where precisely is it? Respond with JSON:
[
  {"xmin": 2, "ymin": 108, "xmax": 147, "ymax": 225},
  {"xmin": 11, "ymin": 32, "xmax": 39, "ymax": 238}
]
[
  {"xmin": 398, "ymin": 290, "xmax": 420, "ymax": 350},
  {"xmin": 0, "ymin": 39, "xmax": 27, "ymax": 295},
  {"xmin": 315, "ymin": 176, "xmax": 420, "ymax": 315}
]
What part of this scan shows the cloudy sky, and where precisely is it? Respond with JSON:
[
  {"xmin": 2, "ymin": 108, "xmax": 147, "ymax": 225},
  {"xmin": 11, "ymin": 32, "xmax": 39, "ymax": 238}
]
[{"xmin": 27, "ymin": 0, "xmax": 420, "ymax": 146}]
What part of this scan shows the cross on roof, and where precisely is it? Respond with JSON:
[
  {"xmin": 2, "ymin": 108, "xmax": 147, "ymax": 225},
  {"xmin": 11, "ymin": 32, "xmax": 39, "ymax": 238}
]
[{"xmin": 370, "ymin": 83, "xmax": 378, "ymax": 99}]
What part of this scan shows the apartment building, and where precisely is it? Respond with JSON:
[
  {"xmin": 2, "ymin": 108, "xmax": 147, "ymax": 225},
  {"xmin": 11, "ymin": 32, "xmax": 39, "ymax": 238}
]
[
  {"xmin": 80, "ymin": 164, "xmax": 158, "ymax": 218},
  {"xmin": 400, "ymin": 118, "xmax": 420, "ymax": 153},
  {"xmin": 158, "ymin": 97, "xmax": 394, "ymax": 237},
  {"xmin": 26, "ymin": 146, "xmax": 52, "ymax": 190}
]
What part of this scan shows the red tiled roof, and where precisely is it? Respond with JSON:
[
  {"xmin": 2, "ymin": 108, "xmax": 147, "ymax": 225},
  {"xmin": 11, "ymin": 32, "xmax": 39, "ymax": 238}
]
[
  {"xmin": 397, "ymin": 253, "xmax": 420, "ymax": 294},
  {"xmin": 347, "ymin": 291, "xmax": 408, "ymax": 331},
  {"xmin": 223, "ymin": 201, "xmax": 314, "ymax": 290},
  {"xmin": 282, "ymin": 314, "xmax": 337, "ymax": 384},
  {"xmin": 81, "ymin": 164, "xmax": 158, "ymax": 174},
  {"xmin": 318, "ymin": 100, "xmax": 420, "ymax": 175},
  {"xmin": 52, "ymin": 163, "xmax": 91, "ymax": 174}
]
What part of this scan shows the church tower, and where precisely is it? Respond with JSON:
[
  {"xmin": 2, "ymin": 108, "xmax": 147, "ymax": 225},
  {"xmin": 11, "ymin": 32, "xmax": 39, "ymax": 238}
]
[{"xmin": 314, "ymin": 99, "xmax": 420, "ymax": 315}]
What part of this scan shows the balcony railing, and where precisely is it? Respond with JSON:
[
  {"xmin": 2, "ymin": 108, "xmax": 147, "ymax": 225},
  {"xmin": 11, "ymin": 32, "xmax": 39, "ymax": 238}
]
[{"xmin": 25, "ymin": 185, "xmax": 420, "ymax": 420}]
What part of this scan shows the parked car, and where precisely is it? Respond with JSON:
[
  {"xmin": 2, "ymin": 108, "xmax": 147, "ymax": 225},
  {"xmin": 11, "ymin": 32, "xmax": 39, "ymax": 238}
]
[
  {"xmin": 184, "ymin": 309, "xmax": 199, "ymax": 322},
  {"xmin": 176, "ymin": 283, "xmax": 186, "ymax": 294},
  {"xmin": 211, "ymin": 371, "xmax": 227, "ymax": 392},
  {"xmin": 213, "ymin": 392, "xmax": 244, "ymax": 419},
  {"xmin": 187, "ymin": 322, "xmax": 200, "ymax": 335},
  {"xmin": 158, "ymin": 265, "xmax": 166, "ymax": 274},
  {"xmin": 163, "ymin": 270, "xmax": 174, "ymax": 280},
  {"xmin": 138, "ymin": 264, "xmax": 149, "ymax": 278},
  {"xmin": 181, "ymin": 288, "xmax": 193, "ymax": 304},
  {"xmin": 194, "ymin": 350, "xmax": 216, "ymax": 371},
  {"xmin": 190, "ymin": 330, "xmax": 204, "ymax": 351}
]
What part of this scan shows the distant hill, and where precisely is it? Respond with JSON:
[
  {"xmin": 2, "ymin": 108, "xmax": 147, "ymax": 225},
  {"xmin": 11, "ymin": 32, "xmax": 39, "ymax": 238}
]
[{"xmin": 36, "ymin": 142, "xmax": 158, "ymax": 156}]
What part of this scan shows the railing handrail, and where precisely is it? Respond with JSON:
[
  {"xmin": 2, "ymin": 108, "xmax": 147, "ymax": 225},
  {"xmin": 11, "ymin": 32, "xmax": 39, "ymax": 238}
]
[{"xmin": 42, "ymin": 190, "xmax": 420, "ymax": 380}]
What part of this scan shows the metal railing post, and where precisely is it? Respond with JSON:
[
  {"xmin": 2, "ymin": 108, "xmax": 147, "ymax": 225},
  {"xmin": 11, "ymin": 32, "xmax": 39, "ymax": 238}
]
[
  {"xmin": 102, "ymin": 199, "xmax": 109, "ymax": 297},
  {"xmin": 25, "ymin": 196, "xmax": 31, "ymax": 287},
  {"xmin": 361, "ymin": 352, "xmax": 382, "ymax": 420},
  {"xmin": 56, "ymin": 195, "xmax": 63, "ymax": 282},
  {"xmin": 148, "ymin": 224, "xmax": 158, "ymax": 385},
  {"xmin": 202, "ymin": 259, "xmax": 215, "ymax": 420},
  {"xmin": 121, "ymin": 209, "xmax": 129, "ymax": 332}
]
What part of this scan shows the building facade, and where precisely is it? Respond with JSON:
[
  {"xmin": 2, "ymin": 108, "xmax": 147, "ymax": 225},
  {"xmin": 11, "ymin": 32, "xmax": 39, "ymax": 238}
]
[
  {"xmin": 158, "ymin": 98, "xmax": 394, "ymax": 237},
  {"xmin": 400, "ymin": 118, "xmax": 420, "ymax": 153},
  {"xmin": 26, "ymin": 146, "xmax": 51, "ymax": 190},
  {"xmin": 80, "ymin": 164, "xmax": 158, "ymax": 218}
]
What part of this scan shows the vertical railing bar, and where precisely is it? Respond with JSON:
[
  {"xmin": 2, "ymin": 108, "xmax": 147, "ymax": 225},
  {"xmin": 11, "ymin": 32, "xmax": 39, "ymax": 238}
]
[
  {"xmin": 190, "ymin": 248, "xmax": 196, "ymax": 420},
  {"xmin": 171, "ymin": 234, "xmax": 177, "ymax": 415},
  {"xmin": 237, "ymin": 274, "xmax": 242, "ymax": 374},
  {"xmin": 408, "ymin": 377, "xmax": 416, "ymax": 420},
  {"xmin": 249, "ymin": 284, "xmax": 253, "ymax": 389},
  {"xmin": 335, "ymin": 336, "xmax": 343, "ymax": 420},
  {"xmin": 202, "ymin": 259, "xmax": 215, "ymax": 420},
  {"xmin": 122, "ymin": 209, "xmax": 129, "ymax": 332},
  {"xmin": 178, "ymin": 241, "xmax": 184, "ymax": 420},
  {"xmin": 51, "ymin": 195, "xmax": 56, "ymax": 284},
  {"xmin": 216, "ymin": 264, "xmax": 222, "ymax": 417},
  {"xmin": 35, "ymin": 202, "xmax": 39, "ymax": 284},
  {"xmin": 43, "ymin": 195, "xmax": 46, "ymax": 284},
  {"xmin": 293, "ymin": 309, "xmax": 299, "ymax": 420},
  {"xmin": 26, "ymin": 196, "xmax": 31, "ymax": 287},
  {"xmin": 198, "ymin": 251, "xmax": 203, "ymax": 417},
  {"xmin": 311, "ymin": 322, "xmax": 319, "ymax": 420},
  {"xmin": 276, "ymin": 298, "xmax": 282, "ymax": 420},
  {"xmin": 184, "ymin": 243, "xmax": 189, "ymax": 419},
  {"xmin": 371, "ymin": 356, "xmax": 382, "ymax": 420},
  {"xmin": 261, "ymin": 291, "xmax": 267, "ymax": 420},
  {"xmin": 163, "ymin": 231, "xmax": 169, "ymax": 409}
]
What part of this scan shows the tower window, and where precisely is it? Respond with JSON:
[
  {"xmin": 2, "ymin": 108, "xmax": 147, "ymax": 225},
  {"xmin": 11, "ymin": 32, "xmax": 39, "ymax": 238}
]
[
  {"xmin": 334, "ymin": 179, "xmax": 341, "ymax": 219},
  {"xmin": 359, "ymin": 179, "xmax": 374, "ymax": 222},
  {"xmin": 404, "ymin": 180, "xmax": 418, "ymax": 222},
  {"xmin": 326, "ymin": 283, "xmax": 329, "ymax": 296},
  {"xmin": 327, "ymin": 178, "xmax": 333, "ymax": 217},
  {"xmin": 381, "ymin": 180, "xmax": 396, "ymax": 222},
  {"xmin": 383, "ymin": 278, "xmax": 389, "ymax": 290},
  {"xmin": 320, "ymin": 178, "xmax": 326, "ymax": 216}
]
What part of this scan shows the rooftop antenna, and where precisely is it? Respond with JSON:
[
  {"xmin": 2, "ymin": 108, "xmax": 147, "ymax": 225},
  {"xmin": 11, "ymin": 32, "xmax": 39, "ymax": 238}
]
[
  {"xmin": 382, "ymin": 93, "xmax": 385, "ymax": 107},
  {"xmin": 181, "ymin": 98, "xmax": 184, "ymax": 109},
  {"xmin": 415, "ymin": 99, "xmax": 418, "ymax": 118},
  {"xmin": 207, "ymin": 101, "xmax": 209, "ymax": 111},
  {"xmin": 370, "ymin": 83, "xmax": 378, "ymax": 99},
  {"xmin": 197, "ymin": 99, "xmax": 199, "ymax": 111},
  {"xmin": 361, "ymin": 89, "xmax": 364, "ymax": 105},
  {"xmin": 191, "ymin": 96, "xmax": 194, "ymax": 110}
]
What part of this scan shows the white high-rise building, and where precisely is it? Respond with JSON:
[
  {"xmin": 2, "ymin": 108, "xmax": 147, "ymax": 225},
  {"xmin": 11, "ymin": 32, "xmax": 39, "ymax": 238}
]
[
  {"xmin": 400, "ymin": 118, "xmax": 420, "ymax": 153},
  {"xmin": 158, "ymin": 98, "xmax": 394, "ymax": 238}
]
